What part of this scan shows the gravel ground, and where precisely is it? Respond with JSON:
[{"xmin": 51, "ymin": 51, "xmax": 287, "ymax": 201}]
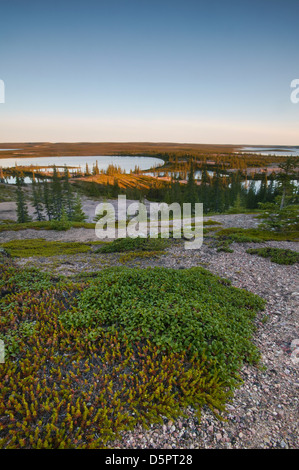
[
  {"xmin": 0, "ymin": 212, "xmax": 298, "ymax": 449},
  {"xmin": 0, "ymin": 212, "xmax": 261, "ymax": 244}
]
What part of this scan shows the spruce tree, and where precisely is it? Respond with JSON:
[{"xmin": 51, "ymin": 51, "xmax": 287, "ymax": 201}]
[
  {"xmin": 229, "ymin": 193, "xmax": 245, "ymax": 214},
  {"xmin": 277, "ymin": 156, "xmax": 299, "ymax": 209},
  {"xmin": 43, "ymin": 181, "xmax": 54, "ymax": 220},
  {"xmin": 199, "ymin": 164, "xmax": 210, "ymax": 213},
  {"xmin": 186, "ymin": 160, "xmax": 198, "ymax": 210},
  {"xmin": 63, "ymin": 165, "xmax": 75, "ymax": 219},
  {"xmin": 71, "ymin": 193, "xmax": 87, "ymax": 222},
  {"xmin": 51, "ymin": 166, "xmax": 63, "ymax": 220},
  {"xmin": 85, "ymin": 163, "xmax": 91, "ymax": 176},
  {"xmin": 246, "ymin": 180, "xmax": 257, "ymax": 209},
  {"xmin": 92, "ymin": 161, "xmax": 100, "ymax": 175},
  {"xmin": 32, "ymin": 179, "xmax": 45, "ymax": 221},
  {"xmin": 16, "ymin": 176, "xmax": 31, "ymax": 223},
  {"xmin": 256, "ymin": 173, "xmax": 267, "ymax": 204},
  {"xmin": 211, "ymin": 166, "xmax": 224, "ymax": 213}
]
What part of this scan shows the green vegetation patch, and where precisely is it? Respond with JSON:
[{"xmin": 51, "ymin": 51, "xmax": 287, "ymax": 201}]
[
  {"xmin": 203, "ymin": 219, "xmax": 222, "ymax": 226},
  {"xmin": 216, "ymin": 227, "xmax": 299, "ymax": 242},
  {"xmin": 0, "ymin": 220, "xmax": 96, "ymax": 232},
  {"xmin": 246, "ymin": 247, "xmax": 299, "ymax": 265},
  {"xmin": 96, "ymin": 236, "xmax": 169, "ymax": 253},
  {"xmin": 1, "ymin": 239, "xmax": 92, "ymax": 258},
  {"xmin": 61, "ymin": 266, "xmax": 265, "ymax": 386},
  {"xmin": 0, "ymin": 265, "xmax": 56, "ymax": 294},
  {"xmin": 215, "ymin": 227, "xmax": 299, "ymax": 252},
  {"xmin": 257, "ymin": 204, "xmax": 299, "ymax": 232},
  {"xmin": 0, "ymin": 258, "xmax": 266, "ymax": 449}
]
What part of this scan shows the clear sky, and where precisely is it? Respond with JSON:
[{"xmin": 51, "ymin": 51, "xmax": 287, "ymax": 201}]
[{"xmin": 0, "ymin": 0, "xmax": 298, "ymax": 144}]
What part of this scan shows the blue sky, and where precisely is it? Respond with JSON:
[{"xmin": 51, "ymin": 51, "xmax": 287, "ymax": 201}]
[{"xmin": 0, "ymin": 0, "xmax": 298, "ymax": 144}]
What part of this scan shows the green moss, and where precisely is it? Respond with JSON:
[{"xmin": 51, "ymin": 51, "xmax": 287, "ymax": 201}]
[
  {"xmin": 216, "ymin": 227, "xmax": 299, "ymax": 242},
  {"xmin": 216, "ymin": 241, "xmax": 234, "ymax": 253},
  {"xmin": 96, "ymin": 236, "xmax": 169, "ymax": 254},
  {"xmin": 214, "ymin": 227, "xmax": 299, "ymax": 252},
  {"xmin": 246, "ymin": 247, "xmax": 299, "ymax": 265},
  {"xmin": 203, "ymin": 219, "xmax": 222, "ymax": 226},
  {"xmin": 0, "ymin": 220, "xmax": 96, "ymax": 232},
  {"xmin": 1, "ymin": 239, "xmax": 92, "ymax": 258}
]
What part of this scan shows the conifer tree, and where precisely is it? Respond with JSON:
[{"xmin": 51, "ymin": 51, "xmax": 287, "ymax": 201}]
[
  {"xmin": 210, "ymin": 165, "xmax": 224, "ymax": 213},
  {"xmin": 85, "ymin": 163, "xmax": 91, "ymax": 176},
  {"xmin": 198, "ymin": 164, "xmax": 210, "ymax": 212},
  {"xmin": 16, "ymin": 176, "xmax": 31, "ymax": 223},
  {"xmin": 186, "ymin": 160, "xmax": 198, "ymax": 210},
  {"xmin": 32, "ymin": 179, "xmax": 45, "ymax": 221},
  {"xmin": 277, "ymin": 156, "xmax": 299, "ymax": 209},
  {"xmin": 71, "ymin": 193, "xmax": 87, "ymax": 222},
  {"xmin": 256, "ymin": 173, "xmax": 268, "ymax": 204},
  {"xmin": 43, "ymin": 181, "xmax": 54, "ymax": 220},
  {"xmin": 246, "ymin": 180, "xmax": 257, "ymax": 209},
  {"xmin": 92, "ymin": 161, "xmax": 100, "ymax": 175},
  {"xmin": 63, "ymin": 166, "xmax": 75, "ymax": 219},
  {"xmin": 51, "ymin": 166, "xmax": 63, "ymax": 220},
  {"xmin": 229, "ymin": 193, "xmax": 245, "ymax": 214}
]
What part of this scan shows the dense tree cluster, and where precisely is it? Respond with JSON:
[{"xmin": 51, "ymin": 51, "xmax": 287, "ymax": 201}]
[
  {"xmin": 12, "ymin": 157, "xmax": 299, "ymax": 221},
  {"xmin": 16, "ymin": 166, "xmax": 86, "ymax": 223},
  {"xmin": 80, "ymin": 168, "xmax": 286, "ymax": 214}
]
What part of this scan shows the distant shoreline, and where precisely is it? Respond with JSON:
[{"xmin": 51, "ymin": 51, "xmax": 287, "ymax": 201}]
[
  {"xmin": 0, "ymin": 142, "xmax": 239, "ymax": 160},
  {"xmin": 1, "ymin": 142, "xmax": 298, "ymax": 162}
]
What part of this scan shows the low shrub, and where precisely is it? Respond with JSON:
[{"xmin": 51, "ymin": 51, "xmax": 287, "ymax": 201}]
[
  {"xmin": 0, "ymin": 263, "xmax": 55, "ymax": 293},
  {"xmin": 246, "ymin": 247, "xmax": 299, "ymax": 265},
  {"xmin": 203, "ymin": 220, "xmax": 222, "ymax": 226},
  {"xmin": 0, "ymin": 258, "xmax": 265, "ymax": 449},
  {"xmin": 61, "ymin": 266, "xmax": 265, "ymax": 385},
  {"xmin": 214, "ymin": 227, "xmax": 299, "ymax": 252},
  {"xmin": 257, "ymin": 203, "xmax": 299, "ymax": 232},
  {"xmin": 49, "ymin": 218, "xmax": 72, "ymax": 231},
  {"xmin": 96, "ymin": 236, "xmax": 168, "ymax": 253},
  {"xmin": 0, "ymin": 220, "xmax": 96, "ymax": 232},
  {"xmin": 216, "ymin": 227, "xmax": 299, "ymax": 242},
  {"xmin": 1, "ymin": 239, "xmax": 92, "ymax": 258}
]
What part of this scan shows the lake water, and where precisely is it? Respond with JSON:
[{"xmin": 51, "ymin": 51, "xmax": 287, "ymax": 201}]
[
  {"xmin": 0, "ymin": 155, "xmax": 165, "ymax": 185},
  {"xmin": 0, "ymin": 155, "xmax": 164, "ymax": 172},
  {"xmin": 238, "ymin": 146, "xmax": 299, "ymax": 156}
]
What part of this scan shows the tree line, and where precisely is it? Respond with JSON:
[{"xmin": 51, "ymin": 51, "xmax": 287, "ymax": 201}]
[
  {"xmin": 16, "ymin": 166, "xmax": 86, "ymax": 223},
  {"xmin": 76, "ymin": 166, "xmax": 287, "ymax": 214},
  {"xmin": 14, "ymin": 157, "xmax": 299, "ymax": 221}
]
